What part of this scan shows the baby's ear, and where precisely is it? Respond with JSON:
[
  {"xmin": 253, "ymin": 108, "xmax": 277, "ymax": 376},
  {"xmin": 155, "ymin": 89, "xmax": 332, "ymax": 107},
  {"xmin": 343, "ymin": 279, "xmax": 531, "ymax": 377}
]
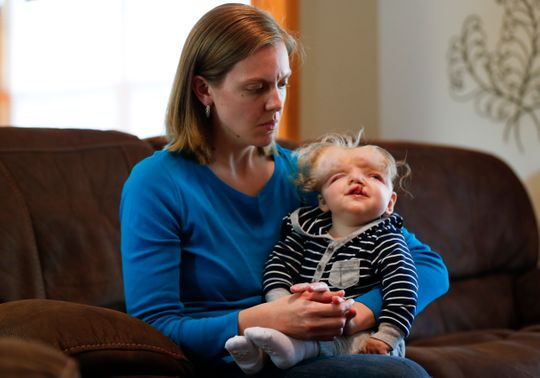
[
  {"xmin": 318, "ymin": 195, "xmax": 330, "ymax": 212},
  {"xmin": 385, "ymin": 192, "xmax": 397, "ymax": 215}
]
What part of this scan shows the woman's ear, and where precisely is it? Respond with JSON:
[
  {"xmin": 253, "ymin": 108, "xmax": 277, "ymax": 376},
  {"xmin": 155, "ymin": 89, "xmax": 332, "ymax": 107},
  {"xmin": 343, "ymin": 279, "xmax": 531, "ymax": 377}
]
[
  {"xmin": 385, "ymin": 192, "xmax": 397, "ymax": 215},
  {"xmin": 319, "ymin": 194, "xmax": 330, "ymax": 213},
  {"xmin": 192, "ymin": 75, "xmax": 212, "ymax": 106}
]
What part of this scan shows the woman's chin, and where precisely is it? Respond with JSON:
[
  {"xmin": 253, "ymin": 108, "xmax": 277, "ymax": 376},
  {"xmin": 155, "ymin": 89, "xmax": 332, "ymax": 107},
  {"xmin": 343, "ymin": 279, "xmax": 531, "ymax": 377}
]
[{"xmin": 255, "ymin": 134, "xmax": 275, "ymax": 148}]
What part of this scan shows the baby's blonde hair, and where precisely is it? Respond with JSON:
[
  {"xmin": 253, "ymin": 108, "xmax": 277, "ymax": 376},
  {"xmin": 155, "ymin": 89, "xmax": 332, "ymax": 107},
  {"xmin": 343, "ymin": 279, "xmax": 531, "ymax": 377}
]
[{"xmin": 295, "ymin": 131, "xmax": 411, "ymax": 194}]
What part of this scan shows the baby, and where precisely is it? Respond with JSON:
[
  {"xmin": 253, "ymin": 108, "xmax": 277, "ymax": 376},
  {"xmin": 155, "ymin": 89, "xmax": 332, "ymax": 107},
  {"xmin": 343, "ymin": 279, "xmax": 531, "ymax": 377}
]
[{"xmin": 225, "ymin": 132, "xmax": 418, "ymax": 374}]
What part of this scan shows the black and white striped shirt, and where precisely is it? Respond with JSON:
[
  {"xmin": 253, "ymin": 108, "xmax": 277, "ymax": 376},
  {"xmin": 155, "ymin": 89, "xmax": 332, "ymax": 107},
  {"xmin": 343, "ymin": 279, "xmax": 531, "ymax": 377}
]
[{"xmin": 263, "ymin": 206, "xmax": 418, "ymax": 337}]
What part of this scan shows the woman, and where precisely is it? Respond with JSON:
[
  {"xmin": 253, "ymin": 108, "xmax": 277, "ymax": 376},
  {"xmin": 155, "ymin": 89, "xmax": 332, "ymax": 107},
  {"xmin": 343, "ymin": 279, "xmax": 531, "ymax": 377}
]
[{"xmin": 120, "ymin": 3, "xmax": 448, "ymax": 377}]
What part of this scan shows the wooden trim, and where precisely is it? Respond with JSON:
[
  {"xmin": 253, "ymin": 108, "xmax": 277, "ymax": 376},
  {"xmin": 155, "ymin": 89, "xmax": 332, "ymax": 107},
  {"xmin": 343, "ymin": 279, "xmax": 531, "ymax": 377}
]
[
  {"xmin": 252, "ymin": 0, "xmax": 300, "ymax": 142},
  {"xmin": 0, "ymin": 5, "xmax": 9, "ymax": 126}
]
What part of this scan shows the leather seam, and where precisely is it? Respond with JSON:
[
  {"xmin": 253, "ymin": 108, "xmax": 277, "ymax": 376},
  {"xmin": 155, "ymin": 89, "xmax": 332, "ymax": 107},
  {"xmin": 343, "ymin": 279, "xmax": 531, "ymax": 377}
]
[{"xmin": 62, "ymin": 342, "xmax": 185, "ymax": 359}]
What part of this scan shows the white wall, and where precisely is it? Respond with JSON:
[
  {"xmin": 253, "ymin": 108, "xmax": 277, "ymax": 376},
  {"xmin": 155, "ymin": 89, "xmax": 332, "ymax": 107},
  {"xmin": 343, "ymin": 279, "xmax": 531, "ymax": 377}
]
[
  {"xmin": 299, "ymin": 0, "xmax": 378, "ymax": 141},
  {"xmin": 378, "ymin": 0, "xmax": 540, "ymax": 236}
]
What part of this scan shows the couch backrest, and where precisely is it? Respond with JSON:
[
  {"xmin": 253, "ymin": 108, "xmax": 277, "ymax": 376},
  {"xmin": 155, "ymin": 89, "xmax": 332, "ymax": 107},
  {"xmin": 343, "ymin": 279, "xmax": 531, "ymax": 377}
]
[
  {"xmin": 0, "ymin": 127, "xmax": 153, "ymax": 310},
  {"xmin": 376, "ymin": 141, "xmax": 539, "ymax": 339},
  {"xmin": 2, "ymin": 130, "xmax": 537, "ymax": 336}
]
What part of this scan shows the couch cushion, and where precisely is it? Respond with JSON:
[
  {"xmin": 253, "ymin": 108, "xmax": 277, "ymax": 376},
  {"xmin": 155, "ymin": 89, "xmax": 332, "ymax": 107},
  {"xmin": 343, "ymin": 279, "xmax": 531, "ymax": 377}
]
[
  {"xmin": 377, "ymin": 141, "xmax": 539, "ymax": 337},
  {"xmin": 0, "ymin": 299, "xmax": 193, "ymax": 377},
  {"xmin": 377, "ymin": 141, "xmax": 538, "ymax": 278},
  {"xmin": 408, "ymin": 273, "xmax": 519, "ymax": 339},
  {"xmin": 0, "ymin": 127, "xmax": 153, "ymax": 308},
  {"xmin": 407, "ymin": 326, "xmax": 540, "ymax": 378},
  {"xmin": 516, "ymin": 268, "xmax": 540, "ymax": 327},
  {"xmin": 0, "ymin": 336, "xmax": 79, "ymax": 378}
]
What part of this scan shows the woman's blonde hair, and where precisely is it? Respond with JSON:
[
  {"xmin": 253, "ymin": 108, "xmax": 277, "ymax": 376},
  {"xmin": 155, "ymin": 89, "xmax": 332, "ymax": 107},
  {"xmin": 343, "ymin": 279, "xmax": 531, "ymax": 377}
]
[
  {"xmin": 165, "ymin": 3, "xmax": 300, "ymax": 164},
  {"xmin": 295, "ymin": 131, "xmax": 412, "ymax": 195}
]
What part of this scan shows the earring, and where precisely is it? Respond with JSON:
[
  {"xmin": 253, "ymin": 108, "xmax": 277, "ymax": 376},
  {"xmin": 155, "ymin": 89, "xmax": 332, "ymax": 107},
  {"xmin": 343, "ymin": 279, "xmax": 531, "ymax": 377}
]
[{"xmin": 205, "ymin": 104, "xmax": 211, "ymax": 118}]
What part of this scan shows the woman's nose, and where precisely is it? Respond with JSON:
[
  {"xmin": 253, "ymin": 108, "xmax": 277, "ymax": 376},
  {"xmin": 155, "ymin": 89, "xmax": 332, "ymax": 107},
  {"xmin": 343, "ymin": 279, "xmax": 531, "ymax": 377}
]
[{"xmin": 266, "ymin": 86, "xmax": 285, "ymax": 112}]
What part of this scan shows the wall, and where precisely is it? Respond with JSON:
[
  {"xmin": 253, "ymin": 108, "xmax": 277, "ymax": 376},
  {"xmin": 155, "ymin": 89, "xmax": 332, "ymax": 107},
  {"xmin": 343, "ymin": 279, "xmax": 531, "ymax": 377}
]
[
  {"xmin": 378, "ymin": 0, "xmax": 540, "ymax": 237},
  {"xmin": 299, "ymin": 0, "xmax": 540, "ymax": 238},
  {"xmin": 299, "ymin": 0, "xmax": 378, "ymax": 141}
]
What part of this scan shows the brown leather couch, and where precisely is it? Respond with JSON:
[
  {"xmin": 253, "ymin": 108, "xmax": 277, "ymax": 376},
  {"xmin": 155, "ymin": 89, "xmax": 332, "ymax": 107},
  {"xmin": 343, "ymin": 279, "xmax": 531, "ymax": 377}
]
[
  {"xmin": 0, "ymin": 127, "xmax": 538, "ymax": 377},
  {"xmin": 0, "ymin": 337, "xmax": 79, "ymax": 377}
]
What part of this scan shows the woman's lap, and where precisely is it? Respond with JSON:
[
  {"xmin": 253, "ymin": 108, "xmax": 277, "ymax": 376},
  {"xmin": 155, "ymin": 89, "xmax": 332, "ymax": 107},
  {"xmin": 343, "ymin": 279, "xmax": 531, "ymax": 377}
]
[
  {"xmin": 214, "ymin": 354, "xmax": 429, "ymax": 377},
  {"xmin": 280, "ymin": 355, "xmax": 428, "ymax": 377}
]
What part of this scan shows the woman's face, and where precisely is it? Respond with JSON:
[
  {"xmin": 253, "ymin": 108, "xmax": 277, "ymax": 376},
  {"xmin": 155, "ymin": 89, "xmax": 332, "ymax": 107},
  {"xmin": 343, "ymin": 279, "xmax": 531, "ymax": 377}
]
[{"xmin": 208, "ymin": 41, "xmax": 291, "ymax": 148}]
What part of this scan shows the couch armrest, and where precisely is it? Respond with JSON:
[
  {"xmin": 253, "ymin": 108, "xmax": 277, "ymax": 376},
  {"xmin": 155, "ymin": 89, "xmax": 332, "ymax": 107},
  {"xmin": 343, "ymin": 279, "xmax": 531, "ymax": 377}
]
[
  {"xmin": 0, "ymin": 336, "xmax": 79, "ymax": 377},
  {"xmin": 0, "ymin": 299, "xmax": 194, "ymax": 377},
  {"xmin": 516, "ymin": 268, "xmax": 540, "ymax": 327}
]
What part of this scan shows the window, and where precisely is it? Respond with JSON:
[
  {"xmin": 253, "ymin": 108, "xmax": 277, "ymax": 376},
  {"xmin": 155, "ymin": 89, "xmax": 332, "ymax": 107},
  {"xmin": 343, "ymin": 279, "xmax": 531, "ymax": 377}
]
[
  {"xmin": 2, "ymin": 0, "xmax": 248, "ymax": 137},
  {"xmin": 0, "ymin": 1, "xmax": 8, "ymax": 125}
]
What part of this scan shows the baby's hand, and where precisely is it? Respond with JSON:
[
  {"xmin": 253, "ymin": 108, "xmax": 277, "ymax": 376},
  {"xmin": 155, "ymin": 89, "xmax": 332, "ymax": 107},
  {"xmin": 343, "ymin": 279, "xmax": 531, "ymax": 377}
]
[
  {"xmin": 360, "ymin": 337, "xmax": 392, "ymax": 355},
  {"xmin": 290, "ymin": 282, "xmax": 331, "ymax": 293},
  {"xmin": 290, "ymin": 282, "xmax": 356, "ymax": 321}
]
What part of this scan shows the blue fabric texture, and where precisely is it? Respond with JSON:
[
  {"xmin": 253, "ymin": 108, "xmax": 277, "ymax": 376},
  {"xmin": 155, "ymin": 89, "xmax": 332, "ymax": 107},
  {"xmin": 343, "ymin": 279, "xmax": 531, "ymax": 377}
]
[
  {"xmin": 200, "ymin": 355, "xmax": 430, "ymax": 377},
  {"xmin": 120, "ymin": 145, "xmax": 449, "ymax": 363}
]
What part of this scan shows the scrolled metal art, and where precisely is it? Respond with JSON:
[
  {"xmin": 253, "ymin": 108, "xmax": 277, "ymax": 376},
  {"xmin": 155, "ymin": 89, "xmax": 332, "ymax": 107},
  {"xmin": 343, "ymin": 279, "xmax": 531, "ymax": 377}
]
[{"xmin": 448, "ymin": 0, "xmax": 540, "ymax": 149}]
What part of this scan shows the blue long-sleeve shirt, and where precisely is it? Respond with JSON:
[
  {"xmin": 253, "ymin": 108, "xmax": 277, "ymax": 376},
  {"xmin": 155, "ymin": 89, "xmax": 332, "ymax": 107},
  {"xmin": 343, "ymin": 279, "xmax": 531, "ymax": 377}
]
[{"xmin": 120, "ymin": 146, "xmax": 449, "ymax": 362}]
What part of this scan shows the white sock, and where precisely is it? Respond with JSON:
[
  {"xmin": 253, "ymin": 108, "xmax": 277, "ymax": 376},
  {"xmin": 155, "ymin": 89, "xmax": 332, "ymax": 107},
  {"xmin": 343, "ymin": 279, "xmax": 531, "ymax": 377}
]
[
  {"xmin": 224, "ymin": 335, "xmax": 265, "ymax": 375},
  {"xmin": 319, "ymin": 332, "xmax": 371, "ymax": 356},
  {"xmin": 245, "ymin": 327, "xmax": 319, "ymax": 369}
]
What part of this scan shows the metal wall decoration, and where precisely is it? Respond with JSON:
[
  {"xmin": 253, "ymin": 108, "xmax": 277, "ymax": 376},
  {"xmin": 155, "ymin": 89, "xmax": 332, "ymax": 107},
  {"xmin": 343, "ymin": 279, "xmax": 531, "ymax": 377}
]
[{"xmin": 448, "ymin": 0, "xmax": 540, "ymax": 149}]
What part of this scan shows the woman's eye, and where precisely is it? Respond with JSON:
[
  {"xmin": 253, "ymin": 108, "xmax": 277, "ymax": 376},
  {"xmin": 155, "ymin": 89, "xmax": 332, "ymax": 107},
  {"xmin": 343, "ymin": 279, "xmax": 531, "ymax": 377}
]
[
  {"xmin": 278, "ymin": 80, "xmax": 289, "ymax": 89},
  {"xmin": 244, "ymin": 81, "xmax": 267, "ymax": 93},
  {"xmin": 246, "ymin": 83, "xmax": 265, "ymax": 93}
]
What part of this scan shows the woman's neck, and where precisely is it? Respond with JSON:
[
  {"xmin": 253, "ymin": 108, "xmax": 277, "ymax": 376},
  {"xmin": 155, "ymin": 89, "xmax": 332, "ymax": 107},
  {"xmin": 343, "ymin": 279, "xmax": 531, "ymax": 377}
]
[
  {"xmin": 208, "ymin": 135, "xmax": 274, "ymax": 197},
  {"xmin": 211, "ymin": 145, "xmax": 261, "ymax": 175}
]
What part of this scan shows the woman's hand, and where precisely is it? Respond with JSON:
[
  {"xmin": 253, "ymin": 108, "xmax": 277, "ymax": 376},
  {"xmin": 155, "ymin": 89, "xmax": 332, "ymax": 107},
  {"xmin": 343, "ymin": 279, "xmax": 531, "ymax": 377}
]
[
  {"xmin": 290, "ymin": 282, "xmax": 375, "ymax": 336},
  {"xmin": 290, "ymin": 282, "xmax": 333, "ymax": 294},
  {"xmin": 274, "ymin": 290, "xmax": 355, "ymax": 340},
  {"xmin": 290, "ymin": 282, "xmax": 350, "ymax": 304},
  {"xmin": 238, "ymin": 282, "xmax": 355, "ymax": 341},
  {"xmin": 291, "ymin": 281, "xmax": 358, "ymax": 321}
]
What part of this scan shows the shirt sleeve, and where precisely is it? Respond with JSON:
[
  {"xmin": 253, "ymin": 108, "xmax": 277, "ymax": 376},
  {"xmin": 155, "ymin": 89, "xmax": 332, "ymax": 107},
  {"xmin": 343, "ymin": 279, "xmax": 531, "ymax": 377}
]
[
  {"xmin": 262, "ymin": 214, "xmax": 304, "ymax": 297},
  {"xmin": 354, "ymin": 227, "xmax": 449, "ymax": 319},
  {"xmin": 372, "ymin": 228, "xmax": 417, "ymax": 337},
  {"xmin": 120, "ymin": 158, "xmax": 239, "ymax": 361}
]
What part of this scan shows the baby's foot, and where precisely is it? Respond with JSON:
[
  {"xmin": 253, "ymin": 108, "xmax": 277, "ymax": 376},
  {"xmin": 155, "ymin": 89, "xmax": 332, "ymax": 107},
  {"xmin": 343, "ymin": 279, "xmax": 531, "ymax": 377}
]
[
  {"xmin": 224, "ymin": 335, "xmax": 265, "ymax": 375},
  {"xmin": 245, "ymin": 327, "xmax": 318, "ymax": 369}
]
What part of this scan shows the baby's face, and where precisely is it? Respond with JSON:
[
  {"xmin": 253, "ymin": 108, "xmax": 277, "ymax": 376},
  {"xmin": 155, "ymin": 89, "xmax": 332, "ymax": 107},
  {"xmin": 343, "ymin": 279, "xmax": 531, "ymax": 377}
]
[{"xmin": 316, "ymin": 145, "xmax": 396, "ymax": 225}]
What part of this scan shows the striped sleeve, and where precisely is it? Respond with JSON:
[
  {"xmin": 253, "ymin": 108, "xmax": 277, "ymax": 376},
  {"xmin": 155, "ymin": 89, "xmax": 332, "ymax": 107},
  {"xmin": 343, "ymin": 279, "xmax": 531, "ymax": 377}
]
[
  {"xmin": 262, "ymin": 214, "xmax": 305, "ymax": 297},
  {"xmin": 372, "ymin": 226, "xmax": 418, "ymax": 337}
]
